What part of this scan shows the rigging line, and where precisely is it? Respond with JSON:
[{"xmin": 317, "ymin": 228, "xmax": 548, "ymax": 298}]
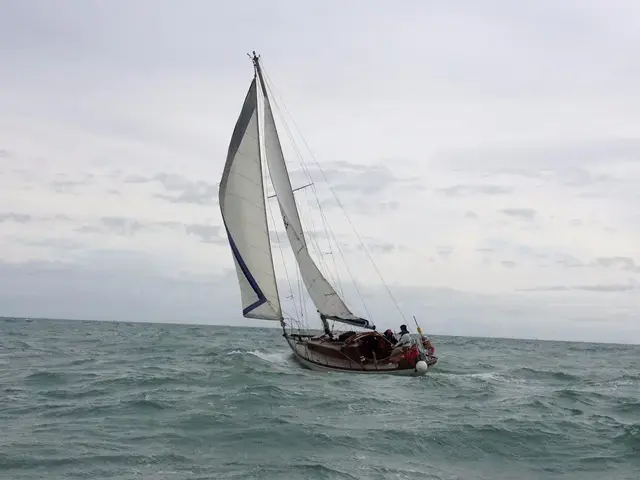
[
  {"xmin": 292, "ymin": 187, "xmax": 337, "ymax": 290},
  {"xmin": 259, "ymin": 68, "xmax": 360, "ymax": 308},
  {"xmin": 281, "ymin": 308, "xmax": 304, "ymax": 326},
  {"xmin": 315, "ymin": 215, "xmax": 374, "ymax": 321},
  {"xmin": 260, "ymin": 63, "xmax": 407, "ymax": 324},
  {"xmin": 259, "ymin": 65, "xmax": 374, "ymax": 321},
  {"xmin": 301, "ymin": 186, "xmax": 346, "ymax": 300},
  {"xmin": 295, "ymin": 183, "xmax": 337, "ymax": 290}
]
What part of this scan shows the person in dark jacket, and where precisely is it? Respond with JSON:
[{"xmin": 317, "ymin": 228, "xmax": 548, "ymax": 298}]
[{"xmin": 383, "ymin": 329, "xmax": 397, "ymax": 344}]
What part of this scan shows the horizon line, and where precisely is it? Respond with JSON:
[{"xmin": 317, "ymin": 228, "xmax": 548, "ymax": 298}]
[{"xmin": 1, "ymin": 315, "xmax": 637, "ymax": 347}]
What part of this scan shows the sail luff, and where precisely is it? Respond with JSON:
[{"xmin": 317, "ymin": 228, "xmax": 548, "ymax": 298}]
[
  {"xmin": 253, "ymin": 59, "xmax": 374, "ymax": 330},
  {"xmin": 218, "ymin": 75, "xmax": 283, "ymax": 321}
]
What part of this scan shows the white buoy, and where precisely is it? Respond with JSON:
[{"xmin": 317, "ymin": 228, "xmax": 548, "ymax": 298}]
[{"xmin": 415, "ymin": 360, "xmax": 429, "ymax": 374}]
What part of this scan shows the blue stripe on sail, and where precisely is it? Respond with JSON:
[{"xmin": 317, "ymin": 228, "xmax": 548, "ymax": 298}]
[{"xmin": 224, "ymin": 223, "xmax": 267, "ymax": 315}]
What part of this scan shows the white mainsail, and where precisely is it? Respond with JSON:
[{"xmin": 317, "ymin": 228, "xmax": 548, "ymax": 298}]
[
  {"xmin": 257, "ymin": 71, "xmax": 373, "ymax": 330},
  {"xmin": 218, "ymin": 78, "xmax": 283, "ymax": 321}
]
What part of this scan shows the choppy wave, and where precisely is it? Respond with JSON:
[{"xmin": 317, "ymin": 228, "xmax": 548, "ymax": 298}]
[{"xmin": 1, "ymin": 318, "xmax": 638, "ymax": 479}]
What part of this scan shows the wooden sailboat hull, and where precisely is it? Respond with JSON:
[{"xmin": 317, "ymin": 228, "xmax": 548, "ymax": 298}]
[{"xmin": 283, "ymin": 332, "xmax": 437, "ymax": 376}]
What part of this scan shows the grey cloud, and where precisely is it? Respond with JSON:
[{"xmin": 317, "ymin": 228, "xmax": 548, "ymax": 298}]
[
  {"xmin": 315, "ymin": 196, "xmax": 401, "ymax": 217},
  {"xmin": 500, "ymin": 208, "xmax": 537, "ymax": 220},
  {"xmin": 438, "ymin": 138, "xmax": 640, "ymax": 173},
  {"xmin": 11, "ymin": 168, "xmax": 113, "ymax": 197},
  {"xmin": 520, "ymin": 283, "xmax": 637, "ymax": 293},
  {"xmin": 185, "ymin": 224, "xmax": 224, "ymax": 244},
  {"xmin": 475, "ymin": 241, "xmax": 594, "ymax": 270},
  {"xmin": 7, "ymin": 213, "xmax": 74, "ymax": 224},
  {"xmin": 349, "ymin": 199, "xmax": 402, "ymax": 216},
  {"xmin": 555, "ymin": 255, "xmax": 584, "ymax": 268},
  {"xmin": 77, "ymin": 216, "xmax": 143, "ymax": 236},
  {"xmin": 125, "ymin": 173, "xmax": 218, "ymax": 205},
  {"xmin": 294, "ymin": 161, "xmax": 423, "ymax": 198},
  {"xmin": 433, "ymin": 139, "xmax": 640, "ymax": 204},
  {"xmin": 561, "ymin": 168, "xmax": 614, "ymax": 187},
  {"xmin": 0, "ymin": 213, "xmax": 76, "ymax": 225},
  {"xmin": 50, "ymin": 176, "xmax": 89, "ymax": 194},
  {"xmin": 439, "ymin": 184, "xmax": 513, "ymax": 197},
  {"xmin": 73, "ymin": 216, "xmax": 225, "ymax": 243},
  {"xmin": 0, "ymin": 213, "xmax": 32, "ymax": 223},
  {"xmin": 437, "ymin": 245, "xmax": 454, "ymax": 259},
  {"xmin": 379, "ymin": 200, "xmax": 400, "ymax": 211},
  {"xmin": 102, "ymin": 216, "xmax": 144, "ymax": 235},
  {"xmin": 20, "ymin": 238, "xmax": 82, "ymax": 250},
  {"xmin": 594, "ymin": 256, "xmax": 640, "ymax": 273},
  {"xmin": 483, "ymin": 250, "xmax": 637, "ymax": 273},
  {"xmin": 577, "ymin": 284, "xmax": 637, "ymax": 292},
  {"xmin": 576, "ymin": 192, "xmax": 604, "ymax": 199},
  {"xmin": 124, "ymin": 174, "xmax": 150, "ymax": 183},
  {"xmin": 553, "ymin": 255, "xmax": 640, "ymax": 273}
]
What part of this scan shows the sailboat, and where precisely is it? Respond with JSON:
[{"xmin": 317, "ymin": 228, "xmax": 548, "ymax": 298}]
[{"xmin": 218, "ymin": 52, "xmax": 438, "ymax": 375}]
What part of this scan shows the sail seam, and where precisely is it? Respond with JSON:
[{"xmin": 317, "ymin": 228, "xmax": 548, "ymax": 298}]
[{"xmin": 228, "ymin": 171, "xmax": 262, "ymax": 188}]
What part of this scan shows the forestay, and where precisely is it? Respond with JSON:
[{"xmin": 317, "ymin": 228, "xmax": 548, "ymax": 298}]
[{"xmin": 218, "ymin": 78, "xmax": 283, "ymax": 321}]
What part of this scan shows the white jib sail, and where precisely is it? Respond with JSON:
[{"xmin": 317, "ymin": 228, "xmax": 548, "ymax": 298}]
[
  {"xmin": 261, "ymin": 88, "xmax": 367, "ymax": 325},
  {"xmin": 218, "ymin": 78, "xmax": 283, "ymax": 321}
]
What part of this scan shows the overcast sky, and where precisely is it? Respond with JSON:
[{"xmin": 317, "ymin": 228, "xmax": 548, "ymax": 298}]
[{"xmin": 1, "ymin": 1, "xmax": 639, "ymax": 343}]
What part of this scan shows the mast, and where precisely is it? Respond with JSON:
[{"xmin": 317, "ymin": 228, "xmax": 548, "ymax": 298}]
[{"xmin": 250, "ymin": 52, "xmax": 375, "ymax": 332}]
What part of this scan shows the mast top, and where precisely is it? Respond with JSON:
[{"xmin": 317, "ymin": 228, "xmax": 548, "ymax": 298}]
[
  {"xmin": 248, "ymin": 51, "xmax": 267, "ymax": 96},
  {"xmin": 248, "ymin": 51, "xmax": 261, "ymax": 71}
]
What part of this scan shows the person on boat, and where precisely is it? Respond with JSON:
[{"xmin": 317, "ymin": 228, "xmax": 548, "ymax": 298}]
[
  {"xmin": 396, "ymin": 325, "xmax": 413, "ymax": 347},
  {"xmin": 388, "ymin": 325, "xmax": 413, "ymax": 361},
  {"xmin": 421, "ymin": 336, "xmax": 436, "ymax": 356},
  {"xmin": 383, "ymin": 329, "xmax": 397, "ymax": 345}
]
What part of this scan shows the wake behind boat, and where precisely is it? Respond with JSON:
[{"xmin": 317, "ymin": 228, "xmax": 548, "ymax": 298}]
[{"xmin": 218, "ymin": 52, "xmax": 438, "ymax": 376}]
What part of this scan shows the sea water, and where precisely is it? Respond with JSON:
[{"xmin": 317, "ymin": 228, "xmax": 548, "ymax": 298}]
[{"xmin": 1, "ymin": 318, "xmax": 638, "ymax": 479}]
